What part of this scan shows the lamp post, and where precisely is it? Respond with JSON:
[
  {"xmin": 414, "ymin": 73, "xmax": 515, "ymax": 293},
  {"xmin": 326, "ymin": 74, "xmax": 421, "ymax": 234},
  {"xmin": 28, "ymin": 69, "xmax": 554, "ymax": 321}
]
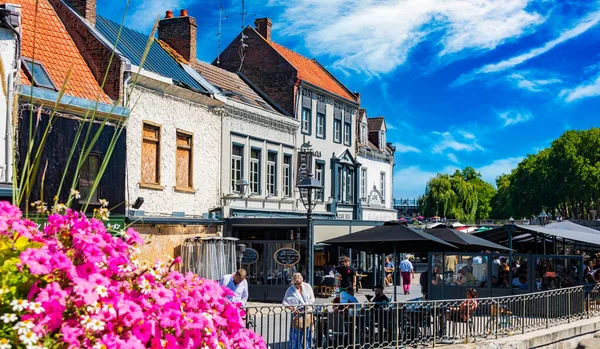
[
  {"xmin": 236, "ymin": 243, "xmax": 246, "ymax": 270},
  {"xmin": 298, "ymin": 175, "xmax": 323, "ymax": 286}
]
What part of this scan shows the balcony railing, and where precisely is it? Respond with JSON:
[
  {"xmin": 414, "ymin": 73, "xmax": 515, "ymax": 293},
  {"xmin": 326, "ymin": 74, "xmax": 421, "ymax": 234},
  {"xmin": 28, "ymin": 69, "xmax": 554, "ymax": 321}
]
[{"xmin": 243, "ymin": 284, "xmax": 600, "ymax": 348}]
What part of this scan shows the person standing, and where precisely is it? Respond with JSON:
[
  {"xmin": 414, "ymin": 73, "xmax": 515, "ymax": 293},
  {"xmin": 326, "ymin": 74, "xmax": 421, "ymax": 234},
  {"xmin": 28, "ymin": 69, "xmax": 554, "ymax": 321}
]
[
  {"xmin": 399, "ymin": 255, "xmax": 414, "ymax": 295},
  {"xmin": 419, "ymin": 267, "xmax": 429, "ymax": 299},
  {"xmin": 282, "ymin": 273, "xmax": 315, "ymax": 349},
  {"xmin": 384, "ymin": 257, "xmax": 395, "ymax": 287},
  {"xmin": 336, "ymin": 256, "xmax": 356, "ymax": 291},
  {"xmin": 219, "ymin": 269, "xmax": 249, "ymax": 306}
]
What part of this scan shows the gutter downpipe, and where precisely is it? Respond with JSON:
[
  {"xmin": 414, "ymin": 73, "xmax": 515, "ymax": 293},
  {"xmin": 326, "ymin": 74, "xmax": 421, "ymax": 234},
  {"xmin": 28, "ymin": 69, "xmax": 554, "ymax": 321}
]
[{"xmin": 5, "ymin": 21, "xmax": 21, "ymax": 185}]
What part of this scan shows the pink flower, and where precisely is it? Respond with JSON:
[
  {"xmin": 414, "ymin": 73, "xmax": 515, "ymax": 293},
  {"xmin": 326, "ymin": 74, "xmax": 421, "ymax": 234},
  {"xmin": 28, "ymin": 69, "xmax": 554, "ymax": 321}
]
[{"xmin": 20, "ymin": 247, "xmax": 53, "ymax": 275}]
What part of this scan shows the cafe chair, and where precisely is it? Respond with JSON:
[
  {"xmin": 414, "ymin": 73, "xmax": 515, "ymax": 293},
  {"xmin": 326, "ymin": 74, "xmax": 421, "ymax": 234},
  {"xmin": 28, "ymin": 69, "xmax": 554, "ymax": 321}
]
[
  {"xmin": 322, "ymin": 277, "xmax": 337, "ymax": 298},
  {"xmin": 313, "ymin": 276, "xmax": 325, "ymax": 297}
]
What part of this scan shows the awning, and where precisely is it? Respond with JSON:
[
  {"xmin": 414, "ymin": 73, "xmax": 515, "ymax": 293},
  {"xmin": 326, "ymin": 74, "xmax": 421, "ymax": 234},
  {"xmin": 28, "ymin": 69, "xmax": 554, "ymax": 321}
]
[{"xmin": 473, "ymin": 224, "xmax": 600, "ymax": 248}]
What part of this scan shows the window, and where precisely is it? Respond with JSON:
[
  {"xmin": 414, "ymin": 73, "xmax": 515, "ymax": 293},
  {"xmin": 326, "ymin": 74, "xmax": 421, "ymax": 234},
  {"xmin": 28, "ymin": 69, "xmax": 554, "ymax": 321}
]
[
  {"xmin": 267, "ymin": 152, "xmax": 277, "ymax": 196},
  {"xmin": 347, "ymin": 169, "xmax": 354, "ymax": 203},
  {"xmin": 344, "ymin": 121, "xmax": 352, "ymax": 146},
  {"xmin": 231, "ymin": 145, "xmax": 243, "ymax": 192},
  {"xmin": 338, "ymin": 167, "xmax": 346, "ymax": 202},
  {"xmin": 361, "ymin": 168, "xmax": 367, "ymax": 200},
  {"xmin": 315, "ymin": 161, "xmax": 325, "ymax": 201},
  {"xmin": 301, "ymin": 107, "xmax": 311, "ymax": 134},
  {"xmin": 316, "ymin": 112, "xmax": 325, "ymax": 139},
  {"xmin": 250, "ymin": 149, "xmax": 261, "ymax": 194},
  {"xmin": 141, "ymin": 122, "xmax": 161, "ymax": 186},
  {"xmin": 22, "ymin": 57, "xmax": 56, "ymax": 90},
  {"xmin": 380, "ymin": 131, "xmax": 386, "ymax": 150},
  {"xmin": 334, "ymin": 120, "xmax": 341, "ymax": 143},
  {"xmin": 283, "ymin": 155, "xmax": 292, "ymax": 197},
  {"xmin": 79, "ymin": 153, "xmax": 100, "ymax": 202},
  {"xmin": 175, "ymin": 131, "xmax": 193, "ymax": 190},
  {"xmin": 361, "ymin": 124, "xmax": 368, "ymax": 144},
  {"xmin": 380, "ymin": 172, "xmax": 386, "ymax": 203}
]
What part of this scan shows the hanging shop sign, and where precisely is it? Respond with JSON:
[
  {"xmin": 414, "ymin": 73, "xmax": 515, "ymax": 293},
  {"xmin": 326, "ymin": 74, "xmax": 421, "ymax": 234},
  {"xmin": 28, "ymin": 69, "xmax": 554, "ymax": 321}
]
[
  {"xmin": 241, "ymin": 248, "xmax": 259, "ymax": 265},
  {"xmin": 296, "ymin": 149, "xmax": 313, "ymax": 186},
  {"xmin": 274, "ymin": 248, "xmax": 301, "ymax": 266}
]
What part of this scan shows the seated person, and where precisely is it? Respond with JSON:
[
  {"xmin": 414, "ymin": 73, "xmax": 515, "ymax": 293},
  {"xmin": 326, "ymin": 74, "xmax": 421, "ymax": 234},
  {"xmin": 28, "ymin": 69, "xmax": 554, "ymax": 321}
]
[
  {"xmin": 368, "ymin": 284, "xmax": 390, "ymax": 306},
  {"xmin": 340, "ymin": 287, "xmax": 359, "ymax": 304},
  {"xmin": 456, "ymin": 267, "xmax": 476, "ymax": 286},
  {"xmin": 384, "ymin": 257, "xmax": 395, "ymax": 286},
  {"xmin": 447, "ymin": 288, "xmax": 478, "ymax": 322}
]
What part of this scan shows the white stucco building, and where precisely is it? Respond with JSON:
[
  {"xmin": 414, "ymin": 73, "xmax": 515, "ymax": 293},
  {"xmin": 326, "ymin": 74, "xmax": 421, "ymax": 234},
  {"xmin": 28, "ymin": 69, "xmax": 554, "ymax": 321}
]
[{"xmin": 357, "ymin": 109, "xmax": 397, "ymax": 221}]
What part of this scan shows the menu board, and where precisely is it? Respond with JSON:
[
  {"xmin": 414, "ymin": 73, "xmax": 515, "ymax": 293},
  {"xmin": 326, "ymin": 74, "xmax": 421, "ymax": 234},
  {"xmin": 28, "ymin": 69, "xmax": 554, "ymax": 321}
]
[
  {"xmin": 241, "ymin": 248, "xmax": 259, "ymax": 265},
  {"xmin": 274, "ymin": 248, "xmax": 301, "ymax": 266}
]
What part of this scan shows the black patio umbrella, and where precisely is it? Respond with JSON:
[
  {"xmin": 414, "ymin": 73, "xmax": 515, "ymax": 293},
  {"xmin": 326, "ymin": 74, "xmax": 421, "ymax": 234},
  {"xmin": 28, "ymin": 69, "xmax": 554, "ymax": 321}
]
[
  {"xmin": 322, "ymin": 221, "xmax": 458, "ymax": 255},
  {"xmin": 322, "ymin": 221, "xmax": 457, "ymax": 300},
  {"xmin": 424, "ymin": 227, "xmax": 511, "ymax": 252}
]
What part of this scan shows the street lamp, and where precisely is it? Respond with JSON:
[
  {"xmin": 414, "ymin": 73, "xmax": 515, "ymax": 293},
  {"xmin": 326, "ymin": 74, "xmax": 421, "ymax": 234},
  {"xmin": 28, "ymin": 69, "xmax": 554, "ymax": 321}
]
[
  {"xmin": 235, "ymin": 179, "xmax": 249, "ymax": 196},
  {"xmin": 236, "ymin": 243, "xmax": 246, "ymax": 270},
  {"xmin": 297, "ymin": 175, "xmax": 323, "ymax": 286},
  {"xmin": 538, "ymin": 211, "xmax": 548, "ymax": 226}
]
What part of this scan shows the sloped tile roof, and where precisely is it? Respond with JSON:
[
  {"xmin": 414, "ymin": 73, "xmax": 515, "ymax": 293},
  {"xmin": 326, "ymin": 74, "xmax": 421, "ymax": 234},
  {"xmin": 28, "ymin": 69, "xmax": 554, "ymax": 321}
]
[
  {"xmin": 268, "ymin": 42, "xmax": 357, "ymax": 102},
  {"xmin": 367, "ymin": 117, "xmax": 384, "ymax": 131},
  {"xmin": 157, "ymin": 40, "xmax": 279, "ymax": 113},
  {"xmin": 192, "ymin": 61, "xmax": 279, "ymax": 112},
  {"xmin": 95, "ymin": 16, "xmax": 207, "ymax": 93},
  {"xmin": 17, "ymin": 0, "xmax": 110, "ymax": 103}
]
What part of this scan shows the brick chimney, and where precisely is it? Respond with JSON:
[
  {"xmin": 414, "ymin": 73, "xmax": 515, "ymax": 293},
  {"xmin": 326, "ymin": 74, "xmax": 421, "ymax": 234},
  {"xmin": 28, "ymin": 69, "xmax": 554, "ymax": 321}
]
[
  {"xmin": 68, "ymin": 0, "xmax": 96, "ymax": 25},
  {"xmin": 254, "ymin": 18, "xmax": 272, "ymax": 41},
  {"xmin": 158, "ymin": 9, "xmax": 197, "ymax": 62}
]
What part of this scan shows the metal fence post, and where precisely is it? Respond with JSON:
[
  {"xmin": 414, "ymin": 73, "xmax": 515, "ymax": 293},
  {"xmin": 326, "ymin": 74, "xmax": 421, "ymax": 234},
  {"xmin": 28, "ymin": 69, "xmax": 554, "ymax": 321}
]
[
  {"xmin": 433, "ymin": 301, "xmax": 437, "ymax": 348},
  {"xmin": 568, "ymin": 291, "xmax": 571, "ymax": 323},
  {"xmin": 353, "ymin": 304, "xmax": 357, "ymax": 349},
  {"xmin": 546, "ymin": 293, "xmax": 549, "ymax": 329},
  {"xmin": 521, "ymin": 297, "xmax": 525, "ymax": 334},
  {"xmin": 495, "ymin": 302, "xmax": 499, "ymax": 339},
  {"xmin": 395, "ymin": 302, "xmax": 400, "ymax": 349}
]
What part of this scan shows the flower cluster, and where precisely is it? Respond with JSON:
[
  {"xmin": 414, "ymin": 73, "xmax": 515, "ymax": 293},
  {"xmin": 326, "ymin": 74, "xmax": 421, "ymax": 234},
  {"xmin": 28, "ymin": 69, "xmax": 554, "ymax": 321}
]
[{"xmin": 0, "ymin": 202, "xmax": 265, "ymax": 349}]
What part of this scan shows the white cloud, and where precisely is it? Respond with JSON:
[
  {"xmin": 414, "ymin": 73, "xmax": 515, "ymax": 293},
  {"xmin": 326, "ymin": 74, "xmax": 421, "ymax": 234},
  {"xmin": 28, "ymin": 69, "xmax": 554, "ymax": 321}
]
[
  {"xmin": 273, "ymin": 0, "xmax": 544, "ymax": 75},
  {"xmin": 497, "ymin": 109, "xmax": 533, "ymax": 127},
  {"xmin": 447, "ymin": 153, "xmax": 459, "ymax": 163},
  {"xmin": 431, "ymin": 131, "xmax": 484, "ymax": 154},
  {"xmin": 507, "ymin": 72, "xmax": 561, "ymax": 92},
  {"xmin": 393, "ymin": 142, "xmax": 421, "ymax": 153},
  {"xmin": 386, "ymin": 122, "xmax": 397, "ymax": 130},
  {"xmin": 478, "ymin": 157, "xmax": 524, "ymax": 185},
  {"xmin": 459, "ymin": 131, "xmax": 476, "ymax": 140},
  {"xmin": 456, "ymin": 10, "xmax": 600, "ymax": 84},
  {"xmin": 560, "ymin": 73, "xmax": 600, "ymax": 102},
  {"xmin": 125, "ymin": 0, "xmax": 193, "ymax": 32}
]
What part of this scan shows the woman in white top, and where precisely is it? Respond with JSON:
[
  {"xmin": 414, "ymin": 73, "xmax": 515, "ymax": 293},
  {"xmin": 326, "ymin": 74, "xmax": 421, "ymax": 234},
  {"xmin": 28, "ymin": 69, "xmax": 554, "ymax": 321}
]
[{"xmin": 282, "ymin": 273, "xmax": 315, "ymax": 349}]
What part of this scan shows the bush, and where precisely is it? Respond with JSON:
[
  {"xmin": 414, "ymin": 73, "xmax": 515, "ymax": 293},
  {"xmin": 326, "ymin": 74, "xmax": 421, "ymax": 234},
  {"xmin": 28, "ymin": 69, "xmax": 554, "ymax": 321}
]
[{"xmin": 0, "ymin": 202, "xmax": 265, "ymax": 349}]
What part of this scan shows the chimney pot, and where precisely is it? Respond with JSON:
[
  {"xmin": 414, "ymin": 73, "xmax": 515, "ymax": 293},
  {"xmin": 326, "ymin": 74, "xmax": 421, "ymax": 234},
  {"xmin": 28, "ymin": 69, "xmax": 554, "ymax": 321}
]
[
  {"xmin": 254, "ymin": 18, "xmax": 272, "ymax": 41},
  {"xmin": 158, "ymin": 11, "xmax": 197, "ymax": 62},
  {"xmin": 69, "ymin": 0, "xmax": 97, "ymax": 25}
]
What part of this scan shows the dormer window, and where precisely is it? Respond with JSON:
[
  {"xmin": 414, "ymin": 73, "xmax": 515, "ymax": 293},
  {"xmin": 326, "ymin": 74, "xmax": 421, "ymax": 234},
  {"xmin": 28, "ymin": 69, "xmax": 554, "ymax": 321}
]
[
  {"xmin": 22, "ymin": 57, "xmax": 56, "ymax": 90},
  {"xmin": 379, "ymin": 131, "xmax": 386, "ymax": 150}
]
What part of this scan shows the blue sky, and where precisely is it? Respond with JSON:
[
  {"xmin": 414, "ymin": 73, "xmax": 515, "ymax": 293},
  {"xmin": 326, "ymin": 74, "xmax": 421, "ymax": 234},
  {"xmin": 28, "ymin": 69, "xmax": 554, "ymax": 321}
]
[{"xmin": 97, "ymin": 0, "xmax": 600, "ymax": 200}]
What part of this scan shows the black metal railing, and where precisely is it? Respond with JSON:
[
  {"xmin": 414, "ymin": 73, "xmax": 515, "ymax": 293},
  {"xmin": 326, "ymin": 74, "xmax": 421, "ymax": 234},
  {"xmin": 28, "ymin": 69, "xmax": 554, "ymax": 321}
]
[{"xmin": 243, "ymin": 284, "xmax": 600, "ymax": 348}]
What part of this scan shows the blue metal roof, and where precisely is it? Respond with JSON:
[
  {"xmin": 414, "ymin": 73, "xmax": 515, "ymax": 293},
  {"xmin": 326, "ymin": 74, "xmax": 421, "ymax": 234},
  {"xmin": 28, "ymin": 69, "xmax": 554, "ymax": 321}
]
[{"xmin": 95, "ymin": 16, "xmax": 207, "ymax": 93}]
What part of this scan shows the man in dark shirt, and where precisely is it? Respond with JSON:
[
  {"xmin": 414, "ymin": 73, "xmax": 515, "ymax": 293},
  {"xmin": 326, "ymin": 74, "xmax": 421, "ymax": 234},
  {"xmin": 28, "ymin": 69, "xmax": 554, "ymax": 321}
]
[
  {"xmin": 336, "ymin": 256, "xmax": 356, "ymax": 290},
  {"xmin": 372, "ymin": 285, "xmax": 390, "ymax": 303}
]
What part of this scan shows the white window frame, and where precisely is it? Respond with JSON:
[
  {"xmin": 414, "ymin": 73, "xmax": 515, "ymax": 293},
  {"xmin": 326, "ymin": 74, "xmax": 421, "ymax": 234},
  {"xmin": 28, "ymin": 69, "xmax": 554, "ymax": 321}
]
[
  {"xmin": 344, "ymin": 122, "xmax": 351, "ymax": 145},
  {"xmin": 361, "ymin": 168, "xmax": 367, "ymax": 200},
  {"xmin": 283, "ymin": 155, "xmax": 291, "ymax": 197},
  {"xmin": 361, "ymin": 124, "xmax": 367, "ymax": 144},
  {"xmin": 334, "ymin": 120, "xmax": 341, "ymax": 143},
  {"xmin": 267, "ymin": 152, "xmax": 277, "ymax": 196},
  {"xmin": 231, "ymin": 145, "xmax": 243, "ymax": 192},
  {"xmin": 380, "ymin": 171, "xmax": 386, "ymax": 203},
  {"xmin": 347, "ymin": 170, "xmax": 354, "ymax": 203},
  {"xmin": 316, "ymin": 112, "xmax": 325, "ymax": 138},
  {"xmin": 301, "ymin": 107, "xmax": 311, "ymax": 134},
  {"xmin": 380, "ymin": 131, "xmax": 386, "ymax": 150},
  {"xmin": 250, "ymin": 149, "xmax": 261, "ymax": 194}
]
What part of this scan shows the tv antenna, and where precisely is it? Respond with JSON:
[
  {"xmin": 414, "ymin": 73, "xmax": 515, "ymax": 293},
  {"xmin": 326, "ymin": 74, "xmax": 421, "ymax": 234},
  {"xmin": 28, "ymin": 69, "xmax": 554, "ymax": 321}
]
[
  {"xmin": 237, "ymin": 0, "xmax": 248, "ymax": 72},
  {"xmin": 216, "ymin": 0, "xmax": 227, "ymax": 66}
]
